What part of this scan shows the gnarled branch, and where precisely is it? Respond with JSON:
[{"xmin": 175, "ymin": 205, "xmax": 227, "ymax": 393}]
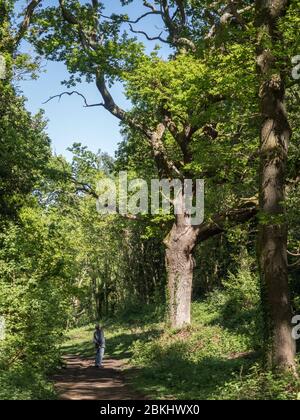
[
  {"xmin": 129, "ymin": 24, "xmax": 168, "ymax": 44},
  {"xmin": 43, "ymin": 91, "xmax": 104, "ymax": 108}
]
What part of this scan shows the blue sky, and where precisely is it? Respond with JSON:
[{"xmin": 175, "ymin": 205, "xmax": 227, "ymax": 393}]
[{"xmin": 17, "ymin": 0, "xmax": 169, "ymax": 160}]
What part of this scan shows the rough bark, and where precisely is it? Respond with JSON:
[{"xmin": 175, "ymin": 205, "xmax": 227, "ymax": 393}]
[
  {"xmin": 164, "ymin": 213, "xmax": 198, "ymax": 328},
  {"xmin": 164, "ymin": 199, "xmax": 258, "ymax": 329},
  {"xmin": 255, "ymin": 0, "xmax": 296, "ymax": 371}
]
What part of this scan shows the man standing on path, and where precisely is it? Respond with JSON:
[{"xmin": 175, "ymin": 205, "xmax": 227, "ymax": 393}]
[{"xmin": 93, "ymin": 324, "xmax": 105, "ymax": 368}]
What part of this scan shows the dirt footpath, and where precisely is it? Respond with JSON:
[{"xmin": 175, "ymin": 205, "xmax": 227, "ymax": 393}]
[{"xmin": 54, "ymin": 356, "xmax": 145, "ymax": 400}]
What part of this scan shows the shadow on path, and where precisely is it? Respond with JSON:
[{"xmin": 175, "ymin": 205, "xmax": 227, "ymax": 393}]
[{"xmin": 53, "ymin": 356, "xmax": 145, "ymax": 400}]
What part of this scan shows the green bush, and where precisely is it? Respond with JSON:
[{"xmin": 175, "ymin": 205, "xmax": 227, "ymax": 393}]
[
  {"xmin": 0, "ymin": 367, "xmax": 56, "ymax": 400},
  {"xmin": 0, "ymin": 208, "xmax": 74, "ymax": 399}
]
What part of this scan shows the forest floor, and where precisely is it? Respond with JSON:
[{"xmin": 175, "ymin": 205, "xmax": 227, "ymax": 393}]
[{"xmin": 54, "ymin": 356, "xmax": 145, "ymax": 400}]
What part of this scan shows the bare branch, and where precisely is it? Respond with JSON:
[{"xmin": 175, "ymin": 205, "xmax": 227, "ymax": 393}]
[
  {"xmin": 128, "ymin": 10, "xmax": 162, "ymax": 24},
  {"xmin": 287, "ymin": 250, "xmax": 300, "ymax": 257},
  {"xmin": 129, "ymin": 24, "xmax": 168, "ymax": 44},
  {"xmin": 43, "ymin": 91, "xmax": 104, "ymax": 108},
  {"xmin": 101, "ymin": 11, "xmax": 162, "ymax": 24},
  {"xmin": 130, "ymin": 30, "xmax": 196, "ymax": 52}
]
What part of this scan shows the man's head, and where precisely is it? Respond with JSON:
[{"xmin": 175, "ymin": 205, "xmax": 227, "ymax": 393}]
[{"xmin": 95, "ymin": 324, "xmax": 100, "ymax": 330}]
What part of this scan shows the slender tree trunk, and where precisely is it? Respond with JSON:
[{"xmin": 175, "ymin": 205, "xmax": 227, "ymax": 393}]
[
  {"xmin": 95, "ymin": 292, "xmax": 102, "ymax": 319},
  {"xmin": 164, "ymin": 213, "xmax": 198, "ymax": 329},
  {"xmin": 256, "ymin": 0, "xmax": 296, "ymax": 371}
]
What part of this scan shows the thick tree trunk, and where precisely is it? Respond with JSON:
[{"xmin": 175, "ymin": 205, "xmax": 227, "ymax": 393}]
[
  {"xmin": 256, "ymin": 0, "xmax": 296, "ymax": 371},
  {"xmin": 164, "ymin": 197, "xmax": 258, "ymax": 329},
  {"xmin": 164, "ymin": 214, "xmax": 198, "ymax": 329}
]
